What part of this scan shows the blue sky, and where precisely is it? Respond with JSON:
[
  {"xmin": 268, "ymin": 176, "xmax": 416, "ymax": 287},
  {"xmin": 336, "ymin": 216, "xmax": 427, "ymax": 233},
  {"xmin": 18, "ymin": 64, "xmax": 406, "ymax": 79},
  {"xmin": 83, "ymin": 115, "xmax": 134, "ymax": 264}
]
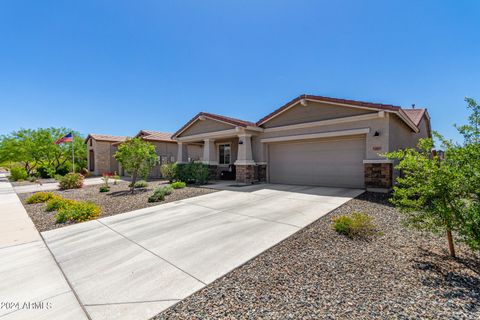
[{"xmin": 1, "ymin": 1, "xmax": 479, "ymax": 142}]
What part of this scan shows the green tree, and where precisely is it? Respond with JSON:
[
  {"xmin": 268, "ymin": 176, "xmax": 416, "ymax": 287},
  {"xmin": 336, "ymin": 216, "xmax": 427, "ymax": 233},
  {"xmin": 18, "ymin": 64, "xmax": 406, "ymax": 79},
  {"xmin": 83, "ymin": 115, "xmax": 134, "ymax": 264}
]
[
  {"xmin": 456, "ymin": 97, "xmax": 480, "ymax": 144},
  {"xmin": 114, "ymin": 138, "xmax": 158, "ymax": 193},
  {"xmin": 0, "ymin": 128, "xmax": 86, "ymax": 176},
  {"xmin": 386, "ymin": 98, "xmax": 480, "ymax": 257}
]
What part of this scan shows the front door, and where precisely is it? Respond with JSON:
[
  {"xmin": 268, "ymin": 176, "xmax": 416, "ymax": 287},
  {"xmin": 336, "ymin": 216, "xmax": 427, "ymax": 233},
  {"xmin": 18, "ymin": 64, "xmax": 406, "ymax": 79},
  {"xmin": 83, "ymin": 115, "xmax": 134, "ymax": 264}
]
[{"xmin": 89, "ymin": 150, "xmax": 95, "ymax": 172}]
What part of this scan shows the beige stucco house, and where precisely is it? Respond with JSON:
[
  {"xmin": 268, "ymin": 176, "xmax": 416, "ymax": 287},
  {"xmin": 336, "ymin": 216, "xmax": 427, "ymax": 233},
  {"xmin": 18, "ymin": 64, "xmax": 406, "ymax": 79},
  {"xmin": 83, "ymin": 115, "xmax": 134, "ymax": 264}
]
[
  {"xmin": 129, "ymin": 130, "xmax": 202, "ymax": 178},
  {"xmin": 172, "ymin": 94, "xmax": 432, "ymax": 191},
  {"xmin": 86, "ymin": 130, "xmax": 202, "ymax": 178},
  {"xmin": 85, "ymin": 134, "xmax": 128, "ymax": 176}
]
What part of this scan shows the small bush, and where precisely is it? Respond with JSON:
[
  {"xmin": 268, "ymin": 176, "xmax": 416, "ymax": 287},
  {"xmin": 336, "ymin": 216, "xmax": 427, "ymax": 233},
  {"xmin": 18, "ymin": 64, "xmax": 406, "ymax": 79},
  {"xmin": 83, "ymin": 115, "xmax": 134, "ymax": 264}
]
[
  {"xmin": 157, "ymin": 185, "xmax": 174, "ymax": 195},
  {"xmin": 148, "ymin": 192, "xmax": 165, "ymax": 203},
  {"xmin": 55, "ymin": 201, "xmax": 101, "ymax": 223},
  {"xmin": 58, "ymin": 173, "xmax": 84, "ymax": 190},
  {"xmin": 26, "ymin": 192, "xmax": 55, "ymax": 204},
  {"xmin": 132, "ymin": 180, "xmax": 148, "ymax": 188},
  {"xmin": 80, "ymin": 168, "xmax": 90, "ymax": 177},
  {"xmin": 332, "ymin": 213, "xmax": 378, "ymax": 238},
  {"xmin": 9, "ymin": 167, "xmax": 28, "ymax": 181},
  {"xmin": 170, "ymin": 181, "xmax": 186, "ymax": 189},
  {"xmin": 160, "ymin": 163, "xmax": 177, "ymax": 182},
  {"xmin": 112, "ymin": 174, "xmax": 120, "ymax": 185},
  {"xmin": 176, "ymin": 163, "xmax": 210, "ymax": 185},
  {"xmin": 148, "ymin": 185, "xmax": 173, "ymax": 203},
  {"xmin": 45, "ymin": 196, "xmax": 76, "ymax": 212},
  {"xmin": 99, "ymin": 186, "xmax": 110, "ymax": 193}
]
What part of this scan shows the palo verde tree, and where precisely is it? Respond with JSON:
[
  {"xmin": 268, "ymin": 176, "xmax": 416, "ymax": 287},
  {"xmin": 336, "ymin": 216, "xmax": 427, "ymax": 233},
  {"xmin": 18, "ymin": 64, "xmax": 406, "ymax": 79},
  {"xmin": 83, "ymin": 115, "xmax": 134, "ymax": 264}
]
[
  {"xmin": 386, "ymin": 97, "xmax": 480, "ymax": 257},
  {"xmin": 114, "ymin": 138, "xmax": 158, "ymax": 193},
  {"xmin": 0, "ymin": 128, "xmax": 86, "ymax": 176}
]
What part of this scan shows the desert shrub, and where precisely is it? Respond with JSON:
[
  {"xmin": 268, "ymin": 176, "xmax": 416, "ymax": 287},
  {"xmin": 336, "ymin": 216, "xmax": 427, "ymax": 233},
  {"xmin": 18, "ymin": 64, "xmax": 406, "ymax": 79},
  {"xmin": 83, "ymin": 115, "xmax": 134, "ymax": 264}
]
[
  {"xmin": 160, "ymin": 163, "xmax": 177, "ymax": 182},
  {"xmin": 55, "ymin": 164, "xmax": 70, "ymax": 176},
  {"xmin": 55, "ymin": 201, "xmax": 101, "ymax": 223},
  {"xmin": 99, "ymin": 186, "xmax": 110, "ymax": 193},
  {"xmin": 26, "ymin": 192, "xmax": 55, "ymax": 204},
  {"xmin": 148, "ymin": 185, "xmax": 173, "ymax": 202},
  {"xmin": 45, "ymin": 196, "xmax": 76, "ymax": 212},
  {"xmin": 112, "ymin": 174, "xmax": 120, "ymax": 185},
  {"xmin": 58, "ymin": 173, "xmax": 84, "ymax": 190},
  {"xmin": 176, "ymin": 163, "xmax": 210, "ymax": 185},
  {"xmin": 80, "ymin": 168, "xmax": 90, "ymax": 177},
  {"xmin": 148, "ymin": 192, "xmax": 165, "ymax": 203},
  {"xmin": 37, "ymin": 166, "xmax": 54, "ymax": 178},
  {"xmin": 9, "ymin": 166, "xmax": 28, "ymax": 181},
  {"xmin": 170, "ymin": 181, "xmax": 186, "ymax": 189},
  {"xmin": 332, "ymin": 213, "xmax": 378, "ymax": 238},
  {"xmin": 130, "ymin": 180, "xmax": 148, "ymax": 188},
  {"xmin": 157, "ymin": 185, "xmax": 174, "ymax": 195}
]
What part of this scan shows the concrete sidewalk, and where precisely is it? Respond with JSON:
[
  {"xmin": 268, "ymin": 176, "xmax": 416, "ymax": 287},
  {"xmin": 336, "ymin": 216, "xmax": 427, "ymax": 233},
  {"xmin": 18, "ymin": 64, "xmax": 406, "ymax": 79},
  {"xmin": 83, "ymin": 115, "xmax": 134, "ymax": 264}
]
[{"xmin": 0, "ymin": 174, "xmax": 88, "ymax": 319}]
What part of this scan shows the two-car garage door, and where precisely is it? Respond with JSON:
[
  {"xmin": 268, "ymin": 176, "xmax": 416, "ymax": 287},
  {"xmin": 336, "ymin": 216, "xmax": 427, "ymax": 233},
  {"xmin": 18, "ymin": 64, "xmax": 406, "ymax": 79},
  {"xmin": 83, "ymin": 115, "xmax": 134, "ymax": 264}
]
[{"xmin": 268, "ymin": 136, "xmax": 366, "ymax": 188}]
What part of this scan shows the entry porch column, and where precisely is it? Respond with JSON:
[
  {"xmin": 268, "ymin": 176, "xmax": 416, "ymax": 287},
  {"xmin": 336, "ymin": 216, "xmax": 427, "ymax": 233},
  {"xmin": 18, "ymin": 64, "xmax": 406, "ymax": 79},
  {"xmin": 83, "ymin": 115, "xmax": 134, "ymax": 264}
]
[
  {"xmin": 235, "ymin": 133, "xmax": 255, "ymax": 184},
  {"xmin": 176, "ymin": 142, "xmax": 188, "ymax": 163}
]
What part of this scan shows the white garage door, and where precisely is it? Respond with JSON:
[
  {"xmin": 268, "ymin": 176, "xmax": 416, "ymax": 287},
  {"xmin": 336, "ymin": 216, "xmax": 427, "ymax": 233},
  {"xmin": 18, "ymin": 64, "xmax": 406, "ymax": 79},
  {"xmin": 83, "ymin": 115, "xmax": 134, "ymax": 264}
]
[{"xmin": 268, "ymin": 136, "xmax": 366, "ymax": 188}]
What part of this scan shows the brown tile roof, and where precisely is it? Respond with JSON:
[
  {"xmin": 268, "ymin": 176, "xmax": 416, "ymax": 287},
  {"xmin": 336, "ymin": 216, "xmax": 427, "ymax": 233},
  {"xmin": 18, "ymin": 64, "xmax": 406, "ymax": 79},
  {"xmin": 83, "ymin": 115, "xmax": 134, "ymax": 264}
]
[
  {"xmin": 257, "ymin": 94, "xmax": 403, "ymax": 126},
  {"xmin": 85, "ymin": 134, "xmax": 128, "ymax": 143},
  {"xmin": 402, "ymin": 108, "xmax": 426, "ymax": 126},
  {"xmin": 137, "ymin": 130, "xmax": 175, "ymax": 143},
  {"xmin": 172, "ymin": 112, "xmax": 255, "ymax": 138}
]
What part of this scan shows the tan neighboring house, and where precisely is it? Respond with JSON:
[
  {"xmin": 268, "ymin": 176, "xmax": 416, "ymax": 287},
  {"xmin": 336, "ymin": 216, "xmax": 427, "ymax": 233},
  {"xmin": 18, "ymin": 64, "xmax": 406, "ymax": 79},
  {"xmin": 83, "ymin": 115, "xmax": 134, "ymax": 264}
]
[
  {"xmin": 129, "ymin": 130, "xmax": 202, "ymax": 178},
  {"xmin": 172, "ymin": 94, "xmax": 432, "ymax": 191},
  {"xmin": 85, "ymin": 134, "xmax": 128, "ymax": 176},
  {"xmin": 86, "ymin": 130, "xmax": 202, "ymax": 178}
]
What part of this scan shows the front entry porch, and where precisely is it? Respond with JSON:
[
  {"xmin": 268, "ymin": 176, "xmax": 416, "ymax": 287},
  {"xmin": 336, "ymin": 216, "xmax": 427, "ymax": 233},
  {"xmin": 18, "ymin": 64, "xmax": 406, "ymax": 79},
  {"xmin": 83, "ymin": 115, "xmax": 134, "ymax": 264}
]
[{"xmin": 176, "ymin": 130, "xmax": 265, "ymax": 184}]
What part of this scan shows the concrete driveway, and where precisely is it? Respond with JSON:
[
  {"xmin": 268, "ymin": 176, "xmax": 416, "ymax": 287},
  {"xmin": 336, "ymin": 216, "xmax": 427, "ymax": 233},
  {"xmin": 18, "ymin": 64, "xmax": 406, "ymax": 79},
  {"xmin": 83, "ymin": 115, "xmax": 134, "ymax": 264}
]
[{"xmin": 42, "ymin": 184, "xmax": 363, "ymax": 320}]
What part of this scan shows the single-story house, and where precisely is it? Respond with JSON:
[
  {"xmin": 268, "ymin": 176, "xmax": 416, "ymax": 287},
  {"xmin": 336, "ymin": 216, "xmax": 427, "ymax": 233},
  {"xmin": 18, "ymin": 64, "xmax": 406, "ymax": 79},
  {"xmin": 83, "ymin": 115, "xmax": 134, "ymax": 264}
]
[
  {"xmin": 172, "ymin": 94, "xmax": 432, "ymax": 191},
  {"xmin": 86, "ymin": 131, "xmax": 202, "ymax": 178},
  {"xmin": 85, "ymin": 134, "xmax": 128, "ymax": 176},
  {"xmin": 126, "ymin": 130, "xmax": 202, "ymax": 178}
]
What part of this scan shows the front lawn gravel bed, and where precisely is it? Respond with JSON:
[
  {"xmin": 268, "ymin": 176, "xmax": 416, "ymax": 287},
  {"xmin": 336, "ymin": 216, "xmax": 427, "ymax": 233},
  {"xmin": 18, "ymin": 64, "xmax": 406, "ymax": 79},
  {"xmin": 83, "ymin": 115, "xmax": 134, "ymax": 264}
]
[
  {"xmin": 154, "ymin": 192, "xmax": 480, "ymax": 320},
  {"xmin": 19, "ymin": 181, "xmax": 216, "ymax": 232}
]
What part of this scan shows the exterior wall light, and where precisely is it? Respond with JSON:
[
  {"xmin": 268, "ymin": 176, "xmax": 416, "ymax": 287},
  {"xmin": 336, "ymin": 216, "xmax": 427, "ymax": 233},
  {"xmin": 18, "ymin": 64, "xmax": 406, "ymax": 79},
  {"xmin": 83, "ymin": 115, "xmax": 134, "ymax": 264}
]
[{"xmin": 373, "ymin": 131, "xmax": 380, "ymax": 136}]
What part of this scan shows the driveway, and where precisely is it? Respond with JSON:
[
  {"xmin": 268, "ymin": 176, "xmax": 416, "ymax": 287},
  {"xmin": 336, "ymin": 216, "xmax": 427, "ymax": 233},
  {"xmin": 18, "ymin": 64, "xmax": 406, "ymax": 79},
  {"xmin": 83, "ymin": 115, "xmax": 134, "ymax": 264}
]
[{"xmin": 42, "ymin": 184, "xmax": 363, "ymax": 320}]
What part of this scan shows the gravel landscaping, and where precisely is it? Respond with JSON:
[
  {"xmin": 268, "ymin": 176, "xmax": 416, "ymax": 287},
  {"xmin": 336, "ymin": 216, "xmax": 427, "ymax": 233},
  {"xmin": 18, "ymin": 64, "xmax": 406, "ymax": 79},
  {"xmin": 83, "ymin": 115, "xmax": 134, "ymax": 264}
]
[
  {"xmin": 19, "ymin": 181, "xmax": 217, "ymax": 232},
  {"xmin": 154, "ymin": 192, "xmax": 480, "ymax": 320}
]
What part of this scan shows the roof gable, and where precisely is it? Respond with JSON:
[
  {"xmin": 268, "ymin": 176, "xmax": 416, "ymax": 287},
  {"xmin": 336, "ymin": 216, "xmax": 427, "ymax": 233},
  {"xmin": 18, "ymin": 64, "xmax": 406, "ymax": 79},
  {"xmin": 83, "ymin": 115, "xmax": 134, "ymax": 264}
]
[
  {"xmin": 172, "ymin": 112, "xmax": 255, "ymax": 138},
  {"xmin": 135, "ymin": 130, "xmax": 175, "ymax": 143},
  {"xmin": 85, "ymin": 134, "xmax": 128, "ymax": 144},
  {"xmin": 257, "ymin": 94, "xmax": 402, "ymax": 126},
  {"xmin": 402, "ymin": 109, "xmax": 426, "ymax": 126},
  {"xmin": 260, "ymin": 100, "xmax": 376, "ymax": 129}
]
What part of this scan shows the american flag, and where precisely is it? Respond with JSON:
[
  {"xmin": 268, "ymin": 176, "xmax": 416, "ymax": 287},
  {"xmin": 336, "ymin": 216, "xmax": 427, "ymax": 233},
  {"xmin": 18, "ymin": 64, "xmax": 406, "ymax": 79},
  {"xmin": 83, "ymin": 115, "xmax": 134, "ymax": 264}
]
[{"xmin": 55, "ymin": 132, "xmax": 73, "ymax": 144}]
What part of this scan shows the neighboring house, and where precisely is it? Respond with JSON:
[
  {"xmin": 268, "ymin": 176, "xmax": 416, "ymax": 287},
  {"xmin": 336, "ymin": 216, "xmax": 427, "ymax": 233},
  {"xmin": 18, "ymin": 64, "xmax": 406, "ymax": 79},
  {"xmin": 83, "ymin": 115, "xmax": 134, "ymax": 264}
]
[
  {"xmin": 86, "ymin": 131, "xmax": 202, "ymax": 177},
  {"xmin": 172, "ymin": 94, "xmax": 432, "ymax": 191},
  {"xmin": 129, "ymin": 130, "xmax": 202, "ymax": 178},
  {"xmin": 85, "ymin": 134, "xmax": 128, "ymax": 176}
]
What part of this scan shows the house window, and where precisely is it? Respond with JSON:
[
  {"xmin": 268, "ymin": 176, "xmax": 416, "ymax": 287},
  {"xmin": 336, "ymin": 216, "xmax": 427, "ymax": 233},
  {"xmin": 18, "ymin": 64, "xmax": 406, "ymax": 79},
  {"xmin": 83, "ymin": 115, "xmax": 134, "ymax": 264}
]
[
  {"xmin": 89, "ymin": 139, "xmax": 92, "ymax": 147},
  {"xmin": 218, "ymin": 143, "xmax": 231, "ymax": 165}
]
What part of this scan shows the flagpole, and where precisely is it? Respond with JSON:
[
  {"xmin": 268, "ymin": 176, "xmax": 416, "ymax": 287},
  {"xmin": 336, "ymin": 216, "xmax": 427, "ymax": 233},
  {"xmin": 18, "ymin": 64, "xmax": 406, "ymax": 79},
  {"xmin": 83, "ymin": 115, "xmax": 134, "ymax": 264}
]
[{"xmin": 72, "ymin": 132, "xmax": 75, "ymax": 173}]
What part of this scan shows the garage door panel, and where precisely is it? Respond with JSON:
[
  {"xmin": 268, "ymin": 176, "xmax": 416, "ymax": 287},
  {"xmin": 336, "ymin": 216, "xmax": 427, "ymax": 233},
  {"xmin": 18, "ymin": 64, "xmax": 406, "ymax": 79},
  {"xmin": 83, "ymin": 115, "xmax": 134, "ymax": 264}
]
[{"xmin": 268, "ymin": 137, "xmax": 365, "ymax": 188}]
